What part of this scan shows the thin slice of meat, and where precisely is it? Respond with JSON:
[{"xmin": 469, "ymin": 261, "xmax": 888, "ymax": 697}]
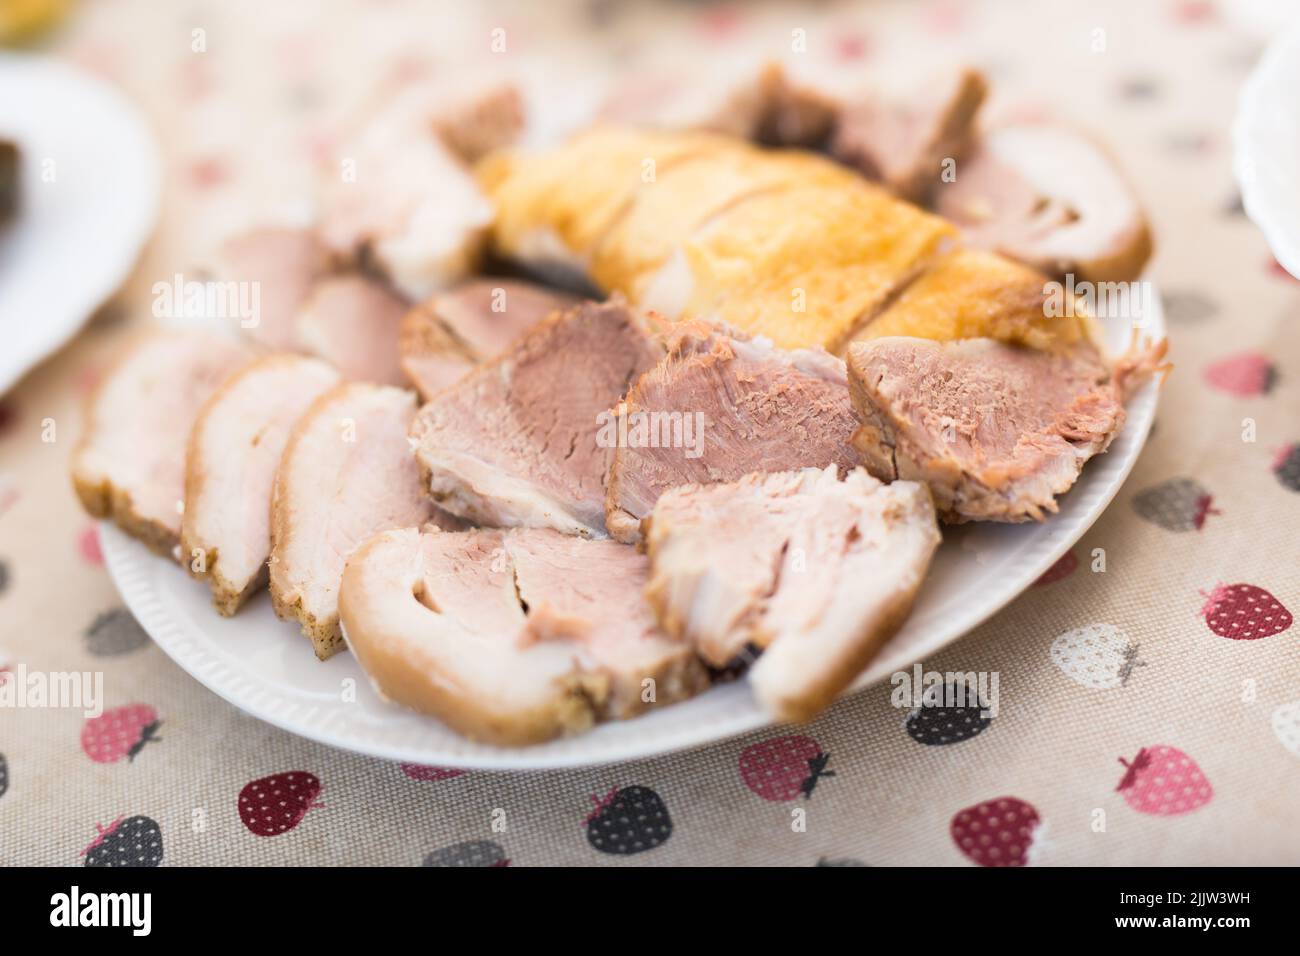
[
  {"xmin": 644, "ymin": 466, "xmax": 940, "ymax": 723},
  {"xmin": 181, "ymin": 355, "xmax": 341, "ymax": 615},
  {"xmin": 318, "ymin": 89, "xmax": 495, "ymax": 301},
  {"xmin": 269, "ymin": 383, "xmax": 460, "ymax": 659},
  {"xmin": 338, "ymin": 526, "xmax": 709, "ymax": 746},
  {"xmin": 846, "ymin": 336, "xmax": 1131, "ymax": 522},
  {"xmin": 831, "ymin": 67, "xmax": 988, "ymax": 203},
  {"xmin": 399, "ymin": 279, "xmax": 580, "ymax": 399},
  {"xmin": 410, "ymin": 298, "xmax": 664, "ymax": 537},
  {"xmin": 71, "ymin": 332, "xmax": 257, "ymax": 556},
  {"xmin": 933, "ymin": 123, "xmax": 1153, "ymax": 284},
  {"xmin": 605, "ymin": 322, "xmax": 861, "ymax": 544},
  {"xmin": 214, "ymin": 227, "xmax": 330, "ymax": 351},
  {"xmin": 295, "ymin": 274, "xmax": 409, "ymax": 385}
]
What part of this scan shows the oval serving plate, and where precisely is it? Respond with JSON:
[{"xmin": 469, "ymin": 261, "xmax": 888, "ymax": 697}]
[{"xmin": 101, "ymin": 291, "xmax": 1164, "ymax": 769}]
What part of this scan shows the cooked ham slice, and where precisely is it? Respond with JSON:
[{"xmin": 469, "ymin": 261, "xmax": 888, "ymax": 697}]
[
  {"xmin": 181, "ymin": 355, "xmax": 341, "ymax": 615},
  {"xmin": 72, "ymin": 332, "xmax": 256, "ymax": 555},
  {"xmin": 605, "ymin": 322, "xmax": 861, "ymax": 543},
  {"xmin": 338, "ymin": 526, "xmax": 709, "ymax": 745},
  {"xmin": 269, "ymin": 383, "xmax": 459, "ymax": 658},
  {"xmin": 644, "ymin": 466, "xmax": 940, "ymax": 722},
  {"xmin": 399, "ymin": 279, "xmax": 580, "ymax": 400},
  {"xmin": 295, "ymin": 274, "xmax": 409, "ymax": 386},
  {"xmin": 214, "ymin": 227, "xmax": 330, "ymax": 351},
  {"xmin": 831, "ymin": 68, "xmax": 987, "ymax": 204},
  {"xmin": 846, "ymin": 336, "xmax": 1130, "ymax": 522},
  {"xmin": 410, "ymin": 298, "xmax": 664, "ymax": 537},
  {"xmin": 933, "ymin": 123, "xmax": 1153, "ymax": 284}
]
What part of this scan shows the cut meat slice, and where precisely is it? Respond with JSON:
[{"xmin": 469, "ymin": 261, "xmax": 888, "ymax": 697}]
[
  {"xmin": 295, "ymin": 274, "xmax": 409, "ymax": 385},
  {"xmin": 410, "ymin": 298, "xmax": 664, "ymax": 537},
  {"xmin": 644, "ymin": 466, "xmax": 940, "ymax": 723},
  {"xmin": 831, "ymin": 68, "xmax": 988, "ymax": 203},
  {"xmin": 214, "ymin": 227, "xmax": 330, "ymax": 351},
  {"xmin": 846, "ymin": 336, "xmax": 1130, "ymax": 522},
  {"xmin": 269, "ymin": 383, "xmax": 457, "ymax": 658},
  {"xmin": 853, "ymin": 248, "xmax": 1098, "ymax": 352},
  {"xmin": 338, "ymin": 527, "xmax": 709, "ymax": 746},
  {"xmin": 432, "ymin": 84, "xmax": 524, "ymax": 165},
  {"xmin": 605, "ymin": 322, "xmax": 861, "ymax": 544},
  {"xmin": 399, "ymin": 279, "xmax": 580, "ymax": 399},
  {"xmin": 71, "ymin": 332, "xmax": 256, "ymax": 556},
  {"xmin": 181, "ymin": 355, "xmax": 341, "ymax": 615},
  {"xmin": 933, "ymin": 123, "xmax": 1153, "ymax": 284}
]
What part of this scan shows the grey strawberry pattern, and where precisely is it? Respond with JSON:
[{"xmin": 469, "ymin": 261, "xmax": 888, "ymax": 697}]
[
  {"xmin": 84, "ymin": 608, "xmax": 149, "ymax": 656},
  {"xmin": 422, "ymin": 840, "xmax": 509, "ymax": 867},
  {"xmin": 83, "ymin": 815, "xmax": 164, "ymax": 868}
]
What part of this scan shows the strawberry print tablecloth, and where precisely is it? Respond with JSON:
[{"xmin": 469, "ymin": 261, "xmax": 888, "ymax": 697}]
[{"xmin": 2, "ymin": 0, "xmax": 1299, "ymax": 866}]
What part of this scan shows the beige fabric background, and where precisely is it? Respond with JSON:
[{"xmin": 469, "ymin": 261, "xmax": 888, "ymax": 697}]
[{"xmin": 1, "ymin": 0, "xmax": 1298, "ymax": 865}]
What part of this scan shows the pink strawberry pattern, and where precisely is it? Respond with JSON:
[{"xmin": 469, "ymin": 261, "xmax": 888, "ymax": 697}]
[
  {"xmin": 81, "ymin": 704, "xmax": 161, "ymax": 764},
  {"xmin": 1115, "ymin": 745, "xmax": 1212, "ymax": 815},
  {"xmin": 399, "ymin": 763, "xmax": 464, "ymax": 782},
  {"xmin": 950, "ymin": 797, "xmax": 1041, "ymax": 867},
  {"xmin": 1034, "ymin": 550, "xmax": 1078, "ymax": 586},
  {"xmin": 1203, "ymin": 352, "xmax": 1275, "ymax": 396},
  {"xmin": 739, "ymin": 735, "xmax": 834, "ymax": 801},
  {"xmin": 1201, "ymin": 583, "xmax": 1293, "ymax": 640}
]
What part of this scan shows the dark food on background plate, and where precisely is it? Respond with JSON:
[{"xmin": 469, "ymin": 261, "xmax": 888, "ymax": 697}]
[{"xmin": 71, "ymin": 63, "xmax": 1166, "ymax": 745}]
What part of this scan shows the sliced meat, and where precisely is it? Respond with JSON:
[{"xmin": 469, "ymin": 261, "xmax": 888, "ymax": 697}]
[
  {"xmin": 933, "ymin": 123, "xmax": 1153, "ymax": 284},
  {"xmin": 846, "ymin": 336, "xmax": 1129, "ymax": 522},
  {"xmin": 338, "ymin": 527, "xmax": 709, "ymax": 746},
  {"xmin": 71, "ymin": 332, "xmax": 256, "ymax": 556},
  {"xmin": 605, "ymin": 322, "xmax": 861, "ymax": 543},
  {"xmin": 295, "ymin": 274, "xmax": 409, "ymax": 385},
  {"xmin": 410, "ymin": 298, "xmax": 664, "ymax": 537},
  {"xmin": 214, "ymin": 227, "xmax": 330, "ymax": 351},
  {"xmin": 644, "ymin": 466, "xmax": 940, "ymax": 723},
  {"xmin": 269, "ymin": 383, "xmax": 458, "ymax": 658},
  {"xmin": 831, "ymin": 67, "xmax": 988, "ymax": 204},
  {"xmin": 399, "ymin": 279, "xmax": 580, "ymax": 399},
  {"xmin": 854, "ymin": 248, "xmax": 1098, "ymax": 352},
  {"xmin": 432, "ymin": 84, "xmax": 525, "ymax": 165},
  {"xmin": 319, "ymin": 89, "xmax": 495, "ymax": 301},
  {"xmin": 181, "ymin": 355, "xmax": 341, "ymax": 615}
]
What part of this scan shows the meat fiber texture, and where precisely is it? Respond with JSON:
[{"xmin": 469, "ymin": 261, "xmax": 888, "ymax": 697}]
[
  {"xmin": 409, "ymin": 298, "xmax": 664, "ymax": 537},
  {"xmin": 846, "ymin": 336, "xmax": 1128, "ymax": 522},
  {"xmin": 269, "ymin": 382, "xmax": 459, "ymax": 659},
  {"xmin": 644, "ymin": 466, "xmax": 940, "ymax": 723},
  {"xmin": 72, "ymin": 331, "xmax": 257, "ymax": 556},
  {"xmin": 605, "ymin": 321, "xmax": 861, "ymax": 543},
  {"xmin": 338, "ymin": 526, "xmax": 709, "ymax": 746},
  {"xmin": 181, "ymin": 355, "xmax": 341, "ymax": 615}
]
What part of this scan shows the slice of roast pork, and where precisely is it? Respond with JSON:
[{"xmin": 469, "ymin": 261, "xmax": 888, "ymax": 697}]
[
  {"xmin": 72, "ymin": 332, "xmax": 257, "ymax": 556},
  {"xmin": 644, "ymin": 466, "xmax": 940, "ymax": 723},
  {"xmin": 932, "ymin": 123, "xmax": 1153, "ymax": 284},
  {"xmin": 399, "ymin": 279, "xmax": 580, "ymax": 400},
  {"xmin": 214, "ymin": 227, "xmax": 330, "ymax": 351},
  {"xmin": 604, "ymin": 322, "xmax": 861, "ymax": 544},
  {"xmin": 409, "ymin": 298, "xmax": 664, "ymax": 537},
  {"xmin": 831, "ymin": 67, "xmax": 988, "ymax": 204},
  {"xmin": 181, "ymin": 355, "xmax": 341, "ymax": 615},
  {"xmin": 295, "ymin": 274, "xmax": 409, "ymax": 386},
  {"xmin": 846, "ymin": 336, "xmax": 1130, "ymax": 523},
  {"xmin": 269, "ymin": 383, "xmax": 462, "ymax": 659},
  {"xmin": 338, "ymin": 527, "xmax": 709, "ymax": 746}
]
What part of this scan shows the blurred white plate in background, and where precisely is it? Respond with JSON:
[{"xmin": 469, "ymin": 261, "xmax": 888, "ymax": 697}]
[{"xmin": 0, "ymin": 53, "xmax": 160, "ymax": 393}]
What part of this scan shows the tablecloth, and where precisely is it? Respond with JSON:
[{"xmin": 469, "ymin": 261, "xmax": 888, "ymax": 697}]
[{"xmin": 1, "ymin": 0, "xmax": 1298, "ymax": 866}]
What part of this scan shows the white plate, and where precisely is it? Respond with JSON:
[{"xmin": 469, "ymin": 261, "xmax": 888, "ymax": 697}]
[
  {"xmin": 1234, "ymin": 17, "xmax": 1300, "ymax": 280},
  {"xmin": 101, "ymin": 294, "xmax": 1164, "ymax": 769},
  {"xmin": 0, "ymin": 53, "xmax": 160, "ymax": 394}
]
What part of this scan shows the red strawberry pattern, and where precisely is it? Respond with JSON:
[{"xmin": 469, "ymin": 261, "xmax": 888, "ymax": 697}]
[
  {"xmin": 739, "ymin": 735, "xmax": 835, "ymax": 801},
  {"xmin": 950, "ymin": 797, "xmax": 1041, "ymax": 867},
  {"xmin": 1201, "ymin": 583, "xmax": 1292, "ymax": 640},
  {"xmin": 1116, "ymin": 745, "xmax": 1212, "ymax": 815},
  {"xmin": 400, "ymin": 763, "xmax": 464, "ymax": 782},
  {"xmin": 238, "ymin": 771, "xmax": 322, "ymax": 837},
  {"xmin": 1203, "ymin": 352, "xmax": 1275, "ymax": 396},
  {"xmin": 1034, "ymin": 549, "xmax": 1078, "ymax": 586},
  {"xmin": 81, "ymin": 704, "xmax": 161, "ymax": 764}
]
